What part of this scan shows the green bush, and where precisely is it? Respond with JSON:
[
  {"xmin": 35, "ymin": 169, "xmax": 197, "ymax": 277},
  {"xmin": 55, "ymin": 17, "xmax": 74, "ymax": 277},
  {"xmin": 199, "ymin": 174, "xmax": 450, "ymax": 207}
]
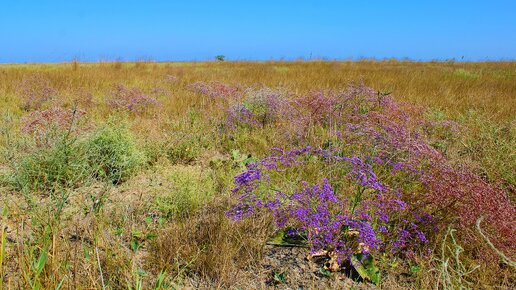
[
  {"xmin": 13, "ymin": 138, "xmax": 87, "ymax": 192},
  {"xmin": 85, "ymin": 123, "xmax": 145, "ymax": 184},
  {"xmin": 10, "ymin": 121, "xmax": 145, "ymax": 192}
]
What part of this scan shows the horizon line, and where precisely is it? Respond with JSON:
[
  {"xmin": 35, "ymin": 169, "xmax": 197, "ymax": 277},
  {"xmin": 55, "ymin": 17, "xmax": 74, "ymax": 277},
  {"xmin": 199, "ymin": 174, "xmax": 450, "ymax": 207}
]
[{"xmin": 2, "ymin": 57, "xmax": 516, "ymax": 65}]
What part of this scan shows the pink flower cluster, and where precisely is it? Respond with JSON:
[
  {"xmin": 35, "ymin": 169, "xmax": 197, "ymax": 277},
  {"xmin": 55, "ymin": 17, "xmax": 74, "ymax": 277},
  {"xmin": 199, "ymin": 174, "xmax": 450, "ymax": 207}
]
[{"xmin": 107, "ymin": 84, "xmax": 161, "ymax": 113}]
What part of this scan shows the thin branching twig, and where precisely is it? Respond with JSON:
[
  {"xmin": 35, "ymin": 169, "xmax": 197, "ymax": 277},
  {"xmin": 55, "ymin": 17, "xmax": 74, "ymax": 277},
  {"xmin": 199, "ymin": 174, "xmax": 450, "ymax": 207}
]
[
  {"xmin": 96, "ymin": 246, "xmax": 106, "ymax": 290},
  {"xmin": 476, "ymin": 216, "xmax": 515, "ymax": 268}
]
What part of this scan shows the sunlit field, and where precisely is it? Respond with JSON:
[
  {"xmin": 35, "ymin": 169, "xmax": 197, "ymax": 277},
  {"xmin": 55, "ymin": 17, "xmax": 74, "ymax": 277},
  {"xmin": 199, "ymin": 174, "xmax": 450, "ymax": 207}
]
[{"xmin": 0, "ymin": 60, "xmax": 514, "ymax": 289}]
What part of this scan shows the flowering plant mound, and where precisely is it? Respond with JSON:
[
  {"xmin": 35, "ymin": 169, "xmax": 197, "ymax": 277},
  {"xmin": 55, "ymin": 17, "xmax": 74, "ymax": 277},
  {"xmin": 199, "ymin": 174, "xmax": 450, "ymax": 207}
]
[
  {"xmin": 107, "ymin": 84, "xmax": 161, "ymax": 113},
  {"xmin": 16, "ymin": 74, "xmax": 58, "ymax": 110},
  {"xmin": 226, "ymin": 81, "xmax": 516, "ymax": 260},
  {"xmin": 21, "ymin": 106, "xmax": 86, "ymax": 147},
  {"xmin": 223, "ymin": 82, "xmax": 515, "ymax": 279},
  {"xmin": 225, "ymin": 88, "xmax": 293, "ymax": 130},
  {"xmin": 227, "ymin": 146, "xmax": 433, "ymax": 278},
  {"xmin": 187, "ymin": 81, "xmax": 240, "ymax": 99}
]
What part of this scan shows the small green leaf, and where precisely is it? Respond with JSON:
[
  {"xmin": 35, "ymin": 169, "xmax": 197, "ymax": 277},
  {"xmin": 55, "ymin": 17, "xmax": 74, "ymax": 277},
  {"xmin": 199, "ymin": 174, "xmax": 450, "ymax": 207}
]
[
  {"xmin": 132, "ymin": 230, "xmax": 143, "ymax": 239},
  {"xmin": 131, "ymin": 239, "xmax": 140, "ymax": 252},
  {"xmin": 352, "ymin": 254, "xmax": 381, "ymax": 285},
  {"xmin": 145, "ymin": 232, "xmax": 157, "ymax": 240},
  {"xmin": 33, "ymin": 248, "xmax": 48, "ymax": 276},
  {"xmin": 244, "ymin": 156, "xmax": 258, "ymax": 165},
  {"xmin": 410, "ymin": 264, "xmax": 421, "ymax": 273},
  {"xmin": 231, "ymin": 149, "xmax": 241, "ymax": 160},
  {"xmin": 144, "ymin": 216, "xmax": 153, "ymax": 225},
  {"xmin": 273, "ymin": 271, "xmax": 287, "ymax": 283},
  {"xmin": 115, "ymin": 227, "xmax": 124, "ymax": 236},
  {"xmin": 319, "ymin": 267, "xmax": 332, "ymax": 278},
  {"xmin": 267, "ymin": 230, "xmax": 306, "ymax": 247},
  {"xmin": 268, "ymin": 230, "xmax": 286, "ymax": 245}
]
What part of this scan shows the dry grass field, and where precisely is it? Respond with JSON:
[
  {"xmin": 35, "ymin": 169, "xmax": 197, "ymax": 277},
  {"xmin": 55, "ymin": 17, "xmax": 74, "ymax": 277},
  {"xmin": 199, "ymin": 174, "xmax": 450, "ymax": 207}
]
[{"xmin": 0, "ymin": 60, "xmax": 514, "ymax": 289}]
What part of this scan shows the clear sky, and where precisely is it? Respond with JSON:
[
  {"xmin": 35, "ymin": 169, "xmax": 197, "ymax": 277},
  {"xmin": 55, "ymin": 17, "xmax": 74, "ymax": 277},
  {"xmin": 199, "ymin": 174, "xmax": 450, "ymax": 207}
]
[{"xmin": 1, "ymin": 0, "xmax": 515, "ymax": 63}]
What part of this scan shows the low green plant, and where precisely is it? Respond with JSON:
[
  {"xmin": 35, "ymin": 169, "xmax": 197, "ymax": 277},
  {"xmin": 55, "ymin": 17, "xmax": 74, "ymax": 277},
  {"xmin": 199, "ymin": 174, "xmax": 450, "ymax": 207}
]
[
  {"xmin": 13, "ymin": 129, "xmax": 88, "ymax": 193},
  {"xmin": 19, "ymin": 227, "xmax": 52, "ymax": 290},
  {"xmin": 453, "ymin": 69, "xmax": 480, "ymax": 79},
  {"xmin": 128, "ymin": 268, "xmax": 146, "ymax": 290},
  {"xmin": 273, "ymin": 270, "xmax": 287, "ymax": 284},
  {"xmin": 153, "ymin": 270, "xmax": 168, "ymax": 289},
  {"xmin": 30, "ymin": 247, "xmax": 49, "ymax": 290},
  {"xmin": 16, "ymin": 144, "xmax": 85, "ymax": 191},
  {"xmin": 156, "ymin": 165, "xmax": 215, "ymax": 219},
  {"xmin": 164, "ymin": 133, "xmax": 203, "ymax": 164},
  {"xmin": 85, "ymin": 122, "xmax": 145, "ymax": 184}
]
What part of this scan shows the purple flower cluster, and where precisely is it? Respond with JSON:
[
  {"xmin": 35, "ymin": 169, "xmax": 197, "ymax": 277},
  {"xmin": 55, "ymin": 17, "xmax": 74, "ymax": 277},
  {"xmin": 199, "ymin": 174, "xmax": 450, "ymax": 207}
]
[
  {"xmin": 226, "ymin": 146, "xmax": 433, "ymax": 264},
  {"xmin": 219, "ymin": 81, "xmax": 515, "ymax": 263},
  {"xmin": 225, "ymin": 104, "xmax": 259, "ymax": 129},
  {"xmin": 293, "ymin": 91, "xmax": 340, "ymax": 126},
  {"xmin": 245, "ymin": 88, "xmax": 293, "ymax": 125},
  {"xmin": 336, "ymin": 88, "xmax": 515, "ymax": 255},
  {"xmin": 21, "ymin": 107, "xmax": 79, "ymax": 134},
  {"xmin": 337, "ymin": 156, "xmax": 387, "ymax": 192},
  {"xmin": 126, "ymin": 95, "xmax": 161, "ymax": 113}
]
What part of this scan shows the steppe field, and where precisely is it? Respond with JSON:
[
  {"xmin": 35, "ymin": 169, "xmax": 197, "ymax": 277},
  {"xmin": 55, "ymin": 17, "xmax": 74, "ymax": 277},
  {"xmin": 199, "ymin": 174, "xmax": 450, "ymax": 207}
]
[{"xmin": 0, "ymin": 60, "xmax": 515, "ymax": 289}]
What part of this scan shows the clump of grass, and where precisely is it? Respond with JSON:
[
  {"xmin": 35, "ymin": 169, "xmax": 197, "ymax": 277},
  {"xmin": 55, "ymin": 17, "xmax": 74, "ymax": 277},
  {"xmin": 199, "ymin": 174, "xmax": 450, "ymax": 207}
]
[
  {"xmin": 149, "ymin": 200, "xmax": 270, "ymax": 287},
  {"xmin": 453, "ymin": 68, "xmax": 481, "ymax": 79},
  {"xmin": 457, "ymin": 111, "xmax": 515, "ymax": 188},
  {"xmin": 85, "ymin": 121, "xmax": 145, "ymax": 185},
  {"xmin": 155, "ymin": 164, "xmax": 215, "ymax": 219},
  {"xmin": 165, "ymin": 135, "xmax": 202, "ymax": 164},
  {"xmin": 11, "ymin": 116, "xmax": 145, "ymax": 191}
]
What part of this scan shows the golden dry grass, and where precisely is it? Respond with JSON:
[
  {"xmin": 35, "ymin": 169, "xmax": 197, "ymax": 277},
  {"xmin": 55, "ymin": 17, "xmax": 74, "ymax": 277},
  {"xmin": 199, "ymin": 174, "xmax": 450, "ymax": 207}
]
[{"xmin": 1, "ymin": 60, "xmax": 515, "ymax": 120}]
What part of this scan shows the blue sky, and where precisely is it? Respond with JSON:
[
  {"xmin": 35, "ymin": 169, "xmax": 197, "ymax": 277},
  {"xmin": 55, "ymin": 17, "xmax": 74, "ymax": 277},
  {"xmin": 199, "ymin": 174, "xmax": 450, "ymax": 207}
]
[{"xmin": 1, "ymin": 0, "xmax": 515, "ymax": 63}]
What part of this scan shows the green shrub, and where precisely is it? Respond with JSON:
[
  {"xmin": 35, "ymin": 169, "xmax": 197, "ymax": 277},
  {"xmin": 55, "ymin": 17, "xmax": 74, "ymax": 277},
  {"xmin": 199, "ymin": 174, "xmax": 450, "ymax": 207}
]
[
  {"xmin": 10, "ymin": 120, "xmax": 146, "ymax": 191},
  {"xmin": 13, "ymin": 138, "xmax": 87, "ymax": 192},
  {"xmin": 85, "ymin": 123, "xmax": 145, "ymax": 184}
]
